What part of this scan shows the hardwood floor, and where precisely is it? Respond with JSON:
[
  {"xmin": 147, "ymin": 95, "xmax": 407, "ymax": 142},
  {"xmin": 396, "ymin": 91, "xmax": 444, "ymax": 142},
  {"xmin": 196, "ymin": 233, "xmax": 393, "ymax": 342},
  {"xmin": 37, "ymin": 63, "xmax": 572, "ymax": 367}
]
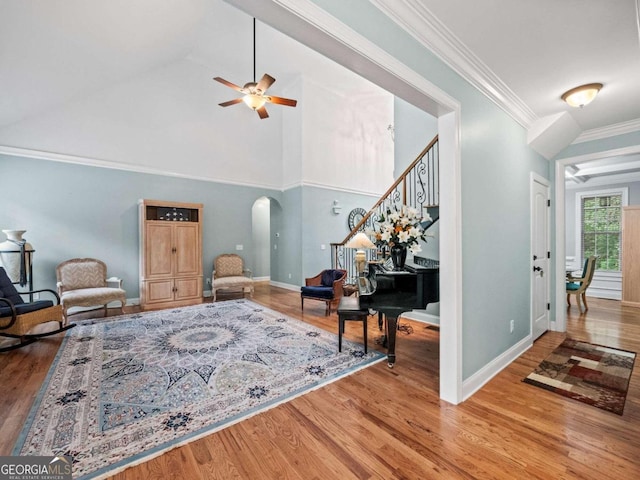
[{"xmin": 1, "ymin": 286, "xmax": 639, "ymax": 479}]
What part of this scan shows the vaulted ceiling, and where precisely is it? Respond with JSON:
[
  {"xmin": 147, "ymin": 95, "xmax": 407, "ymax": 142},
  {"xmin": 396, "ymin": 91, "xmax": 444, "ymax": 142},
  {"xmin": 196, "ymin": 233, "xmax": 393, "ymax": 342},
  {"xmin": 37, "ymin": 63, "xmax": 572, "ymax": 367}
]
[
  {"xmin": 0, "ymin": 0, "xmax": 383, "ymax": 130},
  {"xmin": 2, "ymin": 0, "xmax": 640, "ymax": 185}
]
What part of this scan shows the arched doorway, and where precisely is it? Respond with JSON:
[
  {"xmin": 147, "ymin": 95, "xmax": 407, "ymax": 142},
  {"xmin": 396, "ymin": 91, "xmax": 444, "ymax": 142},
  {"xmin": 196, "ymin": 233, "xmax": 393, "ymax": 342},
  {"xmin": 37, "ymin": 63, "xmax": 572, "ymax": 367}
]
[{"xmin": 251, "ymin": 196, "xmax": 284, "ymax": 282}]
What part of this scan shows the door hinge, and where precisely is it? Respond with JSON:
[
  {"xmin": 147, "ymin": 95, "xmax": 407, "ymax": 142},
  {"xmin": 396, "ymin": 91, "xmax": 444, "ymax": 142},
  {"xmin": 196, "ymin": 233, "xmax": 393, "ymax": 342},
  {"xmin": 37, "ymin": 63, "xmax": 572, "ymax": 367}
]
[
  {"xmin": 547, "ymin": 199, "xmax": 551, "ymax": 207},
  {"xmin": 547, "ymin": 251, "xmax": 551, "ymax": 259},
  {"xmin": 547, "ymin": 303, "xmax": 550, "ymax": 310}
]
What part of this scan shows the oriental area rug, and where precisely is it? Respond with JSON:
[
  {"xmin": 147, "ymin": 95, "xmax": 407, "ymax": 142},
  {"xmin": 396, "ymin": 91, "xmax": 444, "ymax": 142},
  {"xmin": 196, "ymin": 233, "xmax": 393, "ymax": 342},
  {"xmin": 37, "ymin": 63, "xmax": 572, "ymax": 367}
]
[
  {"xmin": 13, "ymin": 300, "xmax": 384, "ymax": 479},
  {"xmin": 523, "ymin": 338, "xmax": 636, "ymax": 415}
]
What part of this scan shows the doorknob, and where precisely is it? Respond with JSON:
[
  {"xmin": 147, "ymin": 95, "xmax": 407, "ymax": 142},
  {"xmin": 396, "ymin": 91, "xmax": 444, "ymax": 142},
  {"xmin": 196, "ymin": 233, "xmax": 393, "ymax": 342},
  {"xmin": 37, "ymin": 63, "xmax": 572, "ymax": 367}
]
[
  {"xmin": 533, "ymin": 255, "xmax": 538, "ymax": 260},
  {"xmin": 533, "ymin": 266, "xmax": 542, "ymax": 272}
]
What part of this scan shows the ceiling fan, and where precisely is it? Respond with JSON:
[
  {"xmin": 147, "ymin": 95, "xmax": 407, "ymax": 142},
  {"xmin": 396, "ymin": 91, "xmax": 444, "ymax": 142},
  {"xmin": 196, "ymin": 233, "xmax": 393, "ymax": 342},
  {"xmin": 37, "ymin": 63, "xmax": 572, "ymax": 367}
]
[{"xmin": 213, "ymin": 18, "xmax": 297, "ymax": 119}]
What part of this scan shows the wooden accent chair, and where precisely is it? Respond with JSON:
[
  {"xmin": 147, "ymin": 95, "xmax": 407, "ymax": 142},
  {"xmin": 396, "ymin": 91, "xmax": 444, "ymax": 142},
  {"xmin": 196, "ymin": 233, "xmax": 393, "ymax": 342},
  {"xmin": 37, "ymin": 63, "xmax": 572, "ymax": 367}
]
[
  {"xmin": 301, "ymin": 269, "xmax": 347, "ymax": 315},
  {"xmin": 56, "ymin": 258, "xmax": 126, "ymax": 321},
  {"xmin": 211, "ymin": 254, "xmax": 254, "ymax": 301},
  {"xmin": 566, "ymin": 256, "xmax": 597, "ymax": 312},
  {"xmin": 0, "ymin": 267, "xmax": 72, "ymax": 352}
]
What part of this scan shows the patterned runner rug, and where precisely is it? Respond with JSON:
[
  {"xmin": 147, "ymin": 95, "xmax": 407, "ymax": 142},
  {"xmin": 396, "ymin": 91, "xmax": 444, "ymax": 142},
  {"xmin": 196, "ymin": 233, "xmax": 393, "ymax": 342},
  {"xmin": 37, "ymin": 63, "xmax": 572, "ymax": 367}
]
[
  {"xmin": 14, "ymin": 300, "xmax": 384, "ymax": 479},
  {"xmin": 523, "ymin": 338, "xmax": 636, "ymax": 415}
]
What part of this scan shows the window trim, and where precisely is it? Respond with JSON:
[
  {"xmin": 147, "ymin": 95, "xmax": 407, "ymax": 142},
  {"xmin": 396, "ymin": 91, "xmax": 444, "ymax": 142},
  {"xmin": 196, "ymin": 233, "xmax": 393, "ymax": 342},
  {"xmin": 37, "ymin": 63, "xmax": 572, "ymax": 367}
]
[{"xmin": 575, "ymin": 187, "xmax": 628, "ymax": 272}]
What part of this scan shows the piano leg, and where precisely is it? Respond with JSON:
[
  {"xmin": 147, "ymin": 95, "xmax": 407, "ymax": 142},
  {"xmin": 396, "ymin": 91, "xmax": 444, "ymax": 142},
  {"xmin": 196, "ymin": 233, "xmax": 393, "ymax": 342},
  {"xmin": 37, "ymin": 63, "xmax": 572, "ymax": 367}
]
[{"xmin": 385, "ymin": 314, "xmax": 397, "ymax": 368}]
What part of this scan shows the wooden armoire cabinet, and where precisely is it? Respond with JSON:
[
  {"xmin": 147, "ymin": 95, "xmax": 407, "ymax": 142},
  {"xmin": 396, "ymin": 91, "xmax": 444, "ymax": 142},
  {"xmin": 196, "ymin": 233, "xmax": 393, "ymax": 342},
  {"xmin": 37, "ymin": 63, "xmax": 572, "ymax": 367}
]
[
  {"xmin": 139, "ymin": 199, "xmax": 203, "ymax": 310},
  {"xmin": 622, "ymin": 206, "xmax": 640, "ymax": 308}
]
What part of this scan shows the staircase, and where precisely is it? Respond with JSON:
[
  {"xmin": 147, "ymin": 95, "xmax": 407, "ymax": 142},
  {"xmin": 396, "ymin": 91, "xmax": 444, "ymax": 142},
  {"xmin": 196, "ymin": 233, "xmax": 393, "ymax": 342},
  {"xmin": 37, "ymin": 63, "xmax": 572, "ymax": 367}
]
[{"xmin": 331, "ymin": 135, "xmax": 439, "ymax": 284}]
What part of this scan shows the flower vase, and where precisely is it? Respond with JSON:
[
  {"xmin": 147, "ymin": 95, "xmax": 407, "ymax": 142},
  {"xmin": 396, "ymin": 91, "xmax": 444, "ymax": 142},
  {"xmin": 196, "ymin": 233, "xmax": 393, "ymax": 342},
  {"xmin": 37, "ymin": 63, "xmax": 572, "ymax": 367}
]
[
  {"xmin": 0, "ymin": 229, "xmax": 34, "ymax": 286},
  {"xmin": 390, "ymin": 245, "xmax": 407, "ymax": 271}
]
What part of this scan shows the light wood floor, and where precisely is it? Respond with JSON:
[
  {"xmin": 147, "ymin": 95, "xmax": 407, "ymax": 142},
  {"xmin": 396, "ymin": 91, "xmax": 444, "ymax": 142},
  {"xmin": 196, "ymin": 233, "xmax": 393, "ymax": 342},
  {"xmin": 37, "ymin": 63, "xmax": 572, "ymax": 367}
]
[{"xmin": 1, "ymin": 285, "xmax": 639, "ymax": 479}]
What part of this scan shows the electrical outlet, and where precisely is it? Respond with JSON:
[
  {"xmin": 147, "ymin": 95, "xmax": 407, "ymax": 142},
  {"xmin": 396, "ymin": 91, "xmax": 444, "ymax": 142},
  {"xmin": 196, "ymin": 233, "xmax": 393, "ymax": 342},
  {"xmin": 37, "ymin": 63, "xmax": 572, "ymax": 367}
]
[
  {"xmin": 236, "ymin": 244, "xmax": 243, "ymax": 251},
  {"xmin": 510, "ymin": 319, "xmax": 515, "ymax": 333},
  {"xmin": 288, "ymin": 273, "xmax": 292, "ymax": 279}
]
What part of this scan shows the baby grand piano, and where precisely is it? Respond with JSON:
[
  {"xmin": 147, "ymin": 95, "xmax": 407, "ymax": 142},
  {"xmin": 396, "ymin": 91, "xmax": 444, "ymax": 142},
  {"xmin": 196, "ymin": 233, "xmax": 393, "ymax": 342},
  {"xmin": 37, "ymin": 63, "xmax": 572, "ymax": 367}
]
[{"xmin": 357, "ymin": 256, "xmax": 439, "ymax": 367}]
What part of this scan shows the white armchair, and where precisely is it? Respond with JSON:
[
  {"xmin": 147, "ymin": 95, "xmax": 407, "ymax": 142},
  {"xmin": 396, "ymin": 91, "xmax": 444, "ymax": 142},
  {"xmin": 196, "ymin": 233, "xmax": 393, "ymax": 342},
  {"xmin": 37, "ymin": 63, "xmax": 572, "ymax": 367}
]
[
  {"xmin": 211, "ymin": 254, "xmax": 254, "ymax": 301},
  {"xmin": 56, "ymin": 258, "xmax": 126, "ymax": 320}
]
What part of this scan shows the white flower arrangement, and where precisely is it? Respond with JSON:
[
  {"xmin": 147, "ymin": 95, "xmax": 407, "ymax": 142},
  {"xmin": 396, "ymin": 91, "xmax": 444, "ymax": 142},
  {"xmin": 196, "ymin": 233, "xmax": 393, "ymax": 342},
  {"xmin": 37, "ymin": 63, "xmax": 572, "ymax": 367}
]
[{"xmin": 366, "ymin": 205, "xmax": 432, "ymax": 255}]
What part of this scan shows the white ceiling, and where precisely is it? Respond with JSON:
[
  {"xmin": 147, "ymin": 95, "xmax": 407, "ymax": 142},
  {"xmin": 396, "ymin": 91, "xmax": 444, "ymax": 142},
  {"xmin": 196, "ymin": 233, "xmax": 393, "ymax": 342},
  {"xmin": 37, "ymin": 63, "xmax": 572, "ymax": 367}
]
[
  {"xmin": 371, "ymin": 0, "xmax": 640, "ymax": 184},
  {"xmin": 412, "ymin": 0, "xmax": 640, "ymax": 132},
  {"xmin": 2, "ymin": 0, "xmax": 640, "ymax": 185}
]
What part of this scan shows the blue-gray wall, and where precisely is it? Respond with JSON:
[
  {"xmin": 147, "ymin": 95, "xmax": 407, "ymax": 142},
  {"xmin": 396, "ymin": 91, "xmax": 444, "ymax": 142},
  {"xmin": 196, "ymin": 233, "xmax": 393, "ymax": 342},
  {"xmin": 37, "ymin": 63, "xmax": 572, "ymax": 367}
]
[
  {"xmin": 0, "ymin": 155, "xmax": 392, "ymax": 294},
  {"xmin": 309, "ymin": 0, "xmax": 550, "ymax": 380},
  {"xmin": 300, "ymin": 186, "xmax": 379, "ymax": 281},
  {"xmin": 0, "ymin": 155, "xmax": 283, "ymax": 296}
]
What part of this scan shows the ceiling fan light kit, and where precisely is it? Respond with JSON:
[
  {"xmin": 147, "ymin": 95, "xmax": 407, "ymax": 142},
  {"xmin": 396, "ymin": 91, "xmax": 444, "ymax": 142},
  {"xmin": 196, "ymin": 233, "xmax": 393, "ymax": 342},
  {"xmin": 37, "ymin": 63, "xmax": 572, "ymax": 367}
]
[
  {"xmin": 214, "ymin": 18, "xmax": 297, "ymax": 119},
  {"xmin": 561, "ymin": 83, "xmax": 603, "ymax": 108}
]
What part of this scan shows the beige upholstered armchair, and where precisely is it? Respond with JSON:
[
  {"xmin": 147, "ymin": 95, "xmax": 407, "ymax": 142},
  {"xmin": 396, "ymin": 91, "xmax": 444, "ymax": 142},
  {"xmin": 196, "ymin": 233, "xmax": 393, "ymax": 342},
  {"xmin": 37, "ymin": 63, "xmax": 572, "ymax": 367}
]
[
  {"xmin": 56, "ymin": 258, "xmax": 126, "ymax": 320},
  {"xmin": 211, "ymin": 254, "xmax": 254, "ymax": 301}
]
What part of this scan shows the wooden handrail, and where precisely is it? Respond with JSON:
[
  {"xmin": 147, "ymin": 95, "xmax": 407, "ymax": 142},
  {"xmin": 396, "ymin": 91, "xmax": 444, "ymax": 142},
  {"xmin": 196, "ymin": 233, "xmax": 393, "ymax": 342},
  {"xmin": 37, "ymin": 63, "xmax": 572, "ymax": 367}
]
[{"xmin": 337, "ymin": 134, "xmax": 439, "ymax": 245}]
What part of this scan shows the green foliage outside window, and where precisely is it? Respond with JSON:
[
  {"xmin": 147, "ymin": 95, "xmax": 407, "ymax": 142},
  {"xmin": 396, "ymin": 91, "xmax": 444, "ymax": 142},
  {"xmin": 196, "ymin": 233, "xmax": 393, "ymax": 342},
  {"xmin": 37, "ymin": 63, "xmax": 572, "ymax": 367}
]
[{"xmin": 581, "ymin": 194, "xmax": 621, "ymax": 271}]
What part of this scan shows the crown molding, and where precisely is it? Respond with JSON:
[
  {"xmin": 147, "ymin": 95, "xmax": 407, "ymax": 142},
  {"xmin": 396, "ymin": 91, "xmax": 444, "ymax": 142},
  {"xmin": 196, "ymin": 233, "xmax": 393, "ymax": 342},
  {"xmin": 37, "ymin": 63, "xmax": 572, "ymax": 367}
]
[
  {"xmin": 0, "ymin": 145, "xmax": 389, "ymax": 197},
  {"xmin": 572, "ymin": 117, "xmax": 640, "ymax": 144},
  {"xmin": 370, "ymin": 0, "xmax": 537, "ymax": 129},
  {"xmin": 0, "ymin": 145, "xmax": 283, "ymax": 191}
]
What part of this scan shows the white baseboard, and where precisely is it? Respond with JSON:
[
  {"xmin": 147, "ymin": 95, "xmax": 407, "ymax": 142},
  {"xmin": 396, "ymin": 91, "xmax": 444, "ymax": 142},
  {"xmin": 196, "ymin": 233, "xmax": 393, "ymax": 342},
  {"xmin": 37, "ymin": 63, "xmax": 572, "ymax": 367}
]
[
  {"xmin": 461, "ymin": 334, "xmax": 532, "ymax": 401},
  {"xmin": 269, "ymin": 280, "xmax": 300, "ymax": 292},
  {"xmin": 586, "ymin": 289, "xmax": 621, "ymax": 300},
  {"xmin": 253, "ymin": 276, "xmax": 270, "ymax": 282}
]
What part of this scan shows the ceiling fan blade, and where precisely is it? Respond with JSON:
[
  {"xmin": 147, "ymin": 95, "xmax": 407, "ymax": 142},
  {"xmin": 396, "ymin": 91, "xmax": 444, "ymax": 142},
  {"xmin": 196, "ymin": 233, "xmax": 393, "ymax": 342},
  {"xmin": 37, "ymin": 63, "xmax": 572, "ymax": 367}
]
[
  {"xmin": 256, "ymin": 106, "xmax": 269, "ymax": 119},
  {"xmin": 219, "ymin": 98, "xmax": 244, "ymax": 107},
  {"xmin": 266, "ymin": 96, "xmax": 297, "ymax": 107},
  {"xmin": 213, "ymin": 77, "xmax": 243, "ymax": 92},
  {"xmin": 256, "ymin": 74, "xmax": 275, "ymax": 93}
]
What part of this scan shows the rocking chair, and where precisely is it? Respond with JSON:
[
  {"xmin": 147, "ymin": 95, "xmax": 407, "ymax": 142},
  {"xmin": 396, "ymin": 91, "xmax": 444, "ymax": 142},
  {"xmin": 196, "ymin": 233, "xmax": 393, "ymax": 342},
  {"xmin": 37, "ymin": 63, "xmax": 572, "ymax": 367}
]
[{"xmin": 0, "ymin": 267, "xmax": 73, "ymax": 352}]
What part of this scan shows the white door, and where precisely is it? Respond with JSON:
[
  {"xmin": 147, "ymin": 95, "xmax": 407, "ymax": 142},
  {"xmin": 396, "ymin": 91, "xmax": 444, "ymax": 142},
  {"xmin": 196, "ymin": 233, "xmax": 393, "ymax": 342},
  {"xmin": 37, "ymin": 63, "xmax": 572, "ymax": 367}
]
[{"xmin": 531, "ymin": 175, "xmax": 550, "ymax": 340}]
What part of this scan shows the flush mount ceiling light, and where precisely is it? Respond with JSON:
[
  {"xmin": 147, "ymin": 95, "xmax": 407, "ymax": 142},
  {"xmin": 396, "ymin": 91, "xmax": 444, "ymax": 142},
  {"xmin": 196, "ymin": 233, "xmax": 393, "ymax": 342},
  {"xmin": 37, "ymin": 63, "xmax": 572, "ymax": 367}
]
[{"xmin": 561, "ymin": 83, "xmax": 603, "ymax": 108}]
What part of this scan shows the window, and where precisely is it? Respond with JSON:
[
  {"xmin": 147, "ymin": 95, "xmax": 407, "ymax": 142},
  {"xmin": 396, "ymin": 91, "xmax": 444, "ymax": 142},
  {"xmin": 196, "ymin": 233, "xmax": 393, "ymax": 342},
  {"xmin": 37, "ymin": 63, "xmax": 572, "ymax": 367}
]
[{"xmin": 576, "ymin": 188, "xmax": 628, "ymax": 272}]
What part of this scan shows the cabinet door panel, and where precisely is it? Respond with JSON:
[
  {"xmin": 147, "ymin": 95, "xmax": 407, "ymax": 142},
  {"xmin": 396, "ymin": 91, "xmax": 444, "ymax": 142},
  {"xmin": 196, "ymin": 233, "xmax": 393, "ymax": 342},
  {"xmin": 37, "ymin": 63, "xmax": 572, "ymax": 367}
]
[
  {"xmin": 146, "ymin": 223, "xmax": 173, "ymax": 277},
  {"xmin": 623, "ymin": 207, "xmax": 640, "ymax": 305},
  {"xmin": 145, "ymin": 279, "xmax": 175, "ymax": 303},
  {"xmin": 175, "ymin": 277, "xmax": 202, "ymax": 300},
  {"xmin": 175, "ymin": 223, "xmax": 200, "ymax": 276}
]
